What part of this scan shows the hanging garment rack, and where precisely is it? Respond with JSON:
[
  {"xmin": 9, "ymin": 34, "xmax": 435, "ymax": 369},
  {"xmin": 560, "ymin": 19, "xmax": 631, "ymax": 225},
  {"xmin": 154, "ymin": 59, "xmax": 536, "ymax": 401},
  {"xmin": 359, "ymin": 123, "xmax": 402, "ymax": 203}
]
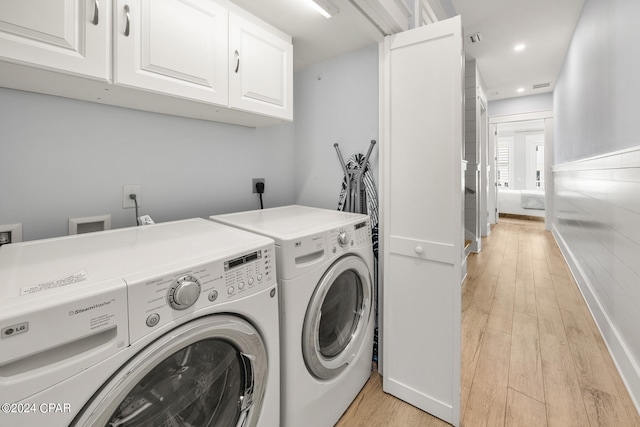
[
  {"xmin": 334, "ymin": 139, "xmax": 377, "ymax": 214},
  {"xmin": 334, "ymin": 139, "xmax": 380, "ymax": 364}
]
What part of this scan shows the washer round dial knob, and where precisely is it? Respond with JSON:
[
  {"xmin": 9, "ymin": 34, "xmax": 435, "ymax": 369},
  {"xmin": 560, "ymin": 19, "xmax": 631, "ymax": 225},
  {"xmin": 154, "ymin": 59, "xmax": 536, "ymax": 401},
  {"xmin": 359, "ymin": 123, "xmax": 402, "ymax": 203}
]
[
  {"xmin": 337, "ymin": 230, "xmax": 349, "ymax": 247},
  {"xmin": 168, "ymin": 276, "xmax": 201, "ymax": 310}
]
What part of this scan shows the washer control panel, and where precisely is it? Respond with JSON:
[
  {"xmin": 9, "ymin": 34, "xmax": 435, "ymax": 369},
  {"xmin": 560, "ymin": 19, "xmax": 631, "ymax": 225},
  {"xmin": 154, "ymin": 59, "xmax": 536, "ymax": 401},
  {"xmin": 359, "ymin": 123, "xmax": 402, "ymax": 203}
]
[
  {"xmin": 329, "ymin": 219, "xmax": 371, "ymax": 253},
  {"xmin": 126, "ymin": 243, "xmax": 275, "ymax": 343},
  {"xmin": 223, "ymin": 249, "xmax": 273, "ymax": 297}
]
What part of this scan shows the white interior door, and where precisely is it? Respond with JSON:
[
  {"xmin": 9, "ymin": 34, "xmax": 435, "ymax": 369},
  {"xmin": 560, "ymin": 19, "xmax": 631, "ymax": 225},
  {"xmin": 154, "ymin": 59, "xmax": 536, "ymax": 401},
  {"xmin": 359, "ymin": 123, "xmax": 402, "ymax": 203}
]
[{"xmin": 380, "ymin": 16, "xmax": 463, "ymax": 426}]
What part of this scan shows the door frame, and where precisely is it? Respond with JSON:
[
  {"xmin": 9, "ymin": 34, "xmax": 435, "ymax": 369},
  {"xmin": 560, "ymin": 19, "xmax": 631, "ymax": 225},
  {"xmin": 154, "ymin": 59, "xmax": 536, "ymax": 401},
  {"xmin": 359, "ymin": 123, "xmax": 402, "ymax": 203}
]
[
  {"xmin": 478, "ymin": 97, "xmax": 490, "ymax": 236},
  {"xmin": 488, "ymin": 111, "xmax": 554, "ymax": 230}
]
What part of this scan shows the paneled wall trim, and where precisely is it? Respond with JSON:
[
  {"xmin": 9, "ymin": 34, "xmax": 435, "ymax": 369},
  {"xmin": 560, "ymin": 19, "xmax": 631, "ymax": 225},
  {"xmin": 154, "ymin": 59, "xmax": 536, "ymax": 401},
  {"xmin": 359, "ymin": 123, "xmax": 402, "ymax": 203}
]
[{"xmin": 552, "ymin": 145, "xmax": 640, "ymax": 411}]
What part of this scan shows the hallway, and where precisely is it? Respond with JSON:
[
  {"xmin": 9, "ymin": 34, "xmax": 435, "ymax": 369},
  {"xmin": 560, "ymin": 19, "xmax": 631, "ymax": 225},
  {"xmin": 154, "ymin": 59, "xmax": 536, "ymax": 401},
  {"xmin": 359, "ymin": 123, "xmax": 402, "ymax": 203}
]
[
  {"xmin": 461, "ymin": 217, "xmax": 639, "ymax": 426},
  {"xmin": 337, "ymin": 218, "xmax": 640, "ymax": 426}
]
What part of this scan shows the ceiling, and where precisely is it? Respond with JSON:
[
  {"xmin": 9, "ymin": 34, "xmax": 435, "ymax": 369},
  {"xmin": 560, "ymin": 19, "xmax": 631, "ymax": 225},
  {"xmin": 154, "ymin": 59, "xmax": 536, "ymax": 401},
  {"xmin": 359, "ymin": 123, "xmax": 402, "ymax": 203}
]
[
  {"xmin": 452, "ymin": 0, "xmax": 585, "ymax": 100},
  {"xmin": 228, "ymin": 0, "xmax": 586, "ymax": 101},
  {"xmin": 227, "ymin": 0, "xmax": 383, "ymax": 72}
]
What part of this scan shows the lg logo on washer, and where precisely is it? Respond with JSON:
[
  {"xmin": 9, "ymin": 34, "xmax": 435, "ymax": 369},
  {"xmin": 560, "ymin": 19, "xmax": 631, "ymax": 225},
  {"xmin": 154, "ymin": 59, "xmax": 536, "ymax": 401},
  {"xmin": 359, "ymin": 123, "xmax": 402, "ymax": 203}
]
[{"xmin": 1, "ymin": 322, "xmax": 29, "ymax": 338}]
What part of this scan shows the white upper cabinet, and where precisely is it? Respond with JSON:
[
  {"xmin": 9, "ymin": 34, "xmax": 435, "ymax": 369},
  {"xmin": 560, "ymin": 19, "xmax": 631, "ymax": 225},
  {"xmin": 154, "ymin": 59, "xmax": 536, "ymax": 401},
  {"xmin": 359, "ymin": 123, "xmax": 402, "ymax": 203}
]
[
  {"xmin": 229, "ymin": 12, "xmax": 293, "ymax": 121},
  {"xmin": 114, "ymin": 0, "xmax": 229, "ymax": 106},
  {"xmin": 0, "ymin": 0, "xmax": 110, "ymax": 80},
  {"xmin": 0, "ymin": 0, "xmax": 293, "ymax": 126}
]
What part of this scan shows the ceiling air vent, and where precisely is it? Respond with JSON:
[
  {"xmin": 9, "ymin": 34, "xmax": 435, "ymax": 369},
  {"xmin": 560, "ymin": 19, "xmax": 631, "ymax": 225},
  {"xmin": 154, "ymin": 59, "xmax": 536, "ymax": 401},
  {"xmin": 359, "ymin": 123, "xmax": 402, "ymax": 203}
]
[
  {"xmin": 532, "ymin": 82, "xmax": 551, "ymax": 89},
  {"xmin": 468, "ymin": 32, "xmax": 482, "ymax": 43}
]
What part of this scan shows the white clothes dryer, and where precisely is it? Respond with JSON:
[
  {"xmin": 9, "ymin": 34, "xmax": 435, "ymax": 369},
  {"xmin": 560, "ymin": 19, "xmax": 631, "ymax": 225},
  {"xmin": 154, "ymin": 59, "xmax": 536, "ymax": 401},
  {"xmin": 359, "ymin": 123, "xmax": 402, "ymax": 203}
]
[
  {"xmin": 211, "ymin": 205, "xmax": 374, "ymax": 427},
  {"xmin": 0, "ymin": 218, "xmax": 279, "ymax": 427}
]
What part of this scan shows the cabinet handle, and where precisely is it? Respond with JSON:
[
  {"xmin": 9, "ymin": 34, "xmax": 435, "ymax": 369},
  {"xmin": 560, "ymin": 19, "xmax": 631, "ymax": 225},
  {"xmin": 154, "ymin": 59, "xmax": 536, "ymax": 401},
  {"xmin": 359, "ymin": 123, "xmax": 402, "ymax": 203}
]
[
  {"xmin": 124, "ymin": 5, "xmax": 131, "ymax": 37},
  {"xmin": 234, "ymin": 50, "xmax": 240, "ymax": 73},
  {"xmin": 92, "ymin": 0, "xmax": 99, "ymax": 25}
]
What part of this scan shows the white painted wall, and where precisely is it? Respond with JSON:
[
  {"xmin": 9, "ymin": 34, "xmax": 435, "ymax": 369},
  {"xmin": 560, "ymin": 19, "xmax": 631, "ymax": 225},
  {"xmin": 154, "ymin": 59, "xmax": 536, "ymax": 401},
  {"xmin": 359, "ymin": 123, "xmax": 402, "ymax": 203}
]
[
  {"xmin": 488, "ymin": 93, "xmax": 553, "ymax": 117},
  {"xmin": 0, "ymin": 88, "xmax": 295, "ymax": 241},
  {"xmin": 553, "ymin": 0, "xmax": 640, "ymax": 411},
  {"xmin": 554, "ymin": 0, "xmax": 640, "ymax": 163},
  {"xmin": 0, "ymin": 44, "xmax": 378, "ymax": 242},
  {"xmin": 293, "ymin": 44, "xmax": 379, "ymax": 209}
]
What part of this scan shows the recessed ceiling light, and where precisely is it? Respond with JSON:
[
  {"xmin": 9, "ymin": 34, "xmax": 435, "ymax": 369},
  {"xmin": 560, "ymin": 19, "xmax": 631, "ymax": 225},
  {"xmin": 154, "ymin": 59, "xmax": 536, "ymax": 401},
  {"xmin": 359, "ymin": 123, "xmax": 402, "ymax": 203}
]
[
  {"xmin": 517, "ymin": 87, "xmax": 525, "ymax": 93},
  {"xmin": 514, "ymin": 44, "xmax": 526, "ymax": 52}
]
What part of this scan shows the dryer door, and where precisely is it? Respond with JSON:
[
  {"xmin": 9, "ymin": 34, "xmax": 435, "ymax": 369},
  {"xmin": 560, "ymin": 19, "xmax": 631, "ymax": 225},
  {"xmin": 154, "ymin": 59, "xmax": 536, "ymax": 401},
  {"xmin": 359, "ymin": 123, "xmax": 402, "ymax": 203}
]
[
  {"xmin": 73, "ymin": 315, "xmax": 267, "ymax": 427},
  {"xmin": 302, "ymin": 255, "xmax": 372, "ymax": 380}
]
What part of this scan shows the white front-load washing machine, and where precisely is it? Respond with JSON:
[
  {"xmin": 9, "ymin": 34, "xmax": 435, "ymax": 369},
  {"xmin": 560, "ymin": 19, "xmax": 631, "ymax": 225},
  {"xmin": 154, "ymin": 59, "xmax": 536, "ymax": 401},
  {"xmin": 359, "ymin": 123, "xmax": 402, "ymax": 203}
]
[
  {"xmin": 0, "ymin": 218, "xmax": 279, "ymax": 427},
  {"xmin": 211, "ymin": 205, "xmax": 374, "ymax": 427}
]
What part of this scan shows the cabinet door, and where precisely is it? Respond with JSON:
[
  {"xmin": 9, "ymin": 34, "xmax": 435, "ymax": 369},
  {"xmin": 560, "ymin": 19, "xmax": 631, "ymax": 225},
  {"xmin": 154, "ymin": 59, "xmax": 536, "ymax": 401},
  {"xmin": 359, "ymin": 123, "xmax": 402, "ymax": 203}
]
[
  {"xmin": 0, "ymin": 0, "xmax": 110, "ymax": 80},
  {"xmin": 114, "ymin": 0, "xmax": 228, "ymax": 106},
  {"xmin": 229, "ymin": 12, "xmax": 292, "ymax": 121},
  {"xmin": 381, "ymin": 16, "xmax": 464, "ymax": 427}
]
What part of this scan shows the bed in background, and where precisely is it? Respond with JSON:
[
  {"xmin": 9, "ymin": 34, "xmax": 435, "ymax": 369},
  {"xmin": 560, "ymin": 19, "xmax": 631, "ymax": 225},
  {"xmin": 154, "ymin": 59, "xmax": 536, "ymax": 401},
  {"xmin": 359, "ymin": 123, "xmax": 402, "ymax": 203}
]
[{"xmin": 498, "ymin": 189, "xmax": 545, "ymax": 217}]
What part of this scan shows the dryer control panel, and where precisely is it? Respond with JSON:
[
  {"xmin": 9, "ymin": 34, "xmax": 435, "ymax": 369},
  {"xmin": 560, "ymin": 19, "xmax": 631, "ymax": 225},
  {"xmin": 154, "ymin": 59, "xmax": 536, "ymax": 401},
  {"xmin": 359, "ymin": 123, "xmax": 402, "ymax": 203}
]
[
  {"xmin": 126, "ymin": 243, "xmax": 275, "ymax": 344},
  {"xmin": 329, "ymin": 219, "xmax": 371, "ymax": 251}
]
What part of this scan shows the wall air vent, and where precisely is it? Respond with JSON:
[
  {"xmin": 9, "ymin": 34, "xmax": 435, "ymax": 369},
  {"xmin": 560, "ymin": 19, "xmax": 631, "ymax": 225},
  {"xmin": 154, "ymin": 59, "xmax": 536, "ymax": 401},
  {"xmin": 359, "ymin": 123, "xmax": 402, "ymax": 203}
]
[
  {"xmin": 468, "ymin": 33, "xmax": 482, "ymax": 43},
  {"xmin": 532, "ymin": 82, "xmax": 551, "ymax": 89}
]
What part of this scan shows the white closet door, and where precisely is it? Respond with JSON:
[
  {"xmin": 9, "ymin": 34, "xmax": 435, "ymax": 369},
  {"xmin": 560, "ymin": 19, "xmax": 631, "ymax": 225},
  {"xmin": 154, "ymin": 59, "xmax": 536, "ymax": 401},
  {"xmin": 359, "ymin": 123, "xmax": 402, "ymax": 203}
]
[{"xmin": 381, "ymin": 16, "xmax": 463, "ymax": 426}]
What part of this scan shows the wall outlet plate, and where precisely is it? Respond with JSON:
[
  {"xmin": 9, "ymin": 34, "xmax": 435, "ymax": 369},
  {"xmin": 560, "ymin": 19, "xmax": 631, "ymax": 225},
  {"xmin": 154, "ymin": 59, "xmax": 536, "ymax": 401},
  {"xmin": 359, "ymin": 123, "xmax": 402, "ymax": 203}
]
[
  {"xmin": 123, "ymin": 185, "xmax": 141, "ymax": 209},
  {"xmin": 252, "ymin": 178, "xmax": 265, "ymax": 193}
]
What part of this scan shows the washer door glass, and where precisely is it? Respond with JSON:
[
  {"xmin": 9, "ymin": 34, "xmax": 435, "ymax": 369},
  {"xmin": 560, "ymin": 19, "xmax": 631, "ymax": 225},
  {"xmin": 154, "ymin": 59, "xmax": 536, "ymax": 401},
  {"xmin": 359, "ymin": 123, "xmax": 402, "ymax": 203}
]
[
  {"xmin": 108, "ymin": 339, "xmax": 243, "ymax": 426},
  {"xmin": 73, "ymin": 316, "xmax": 267, "ymax": 427},
  {"xmin": 303, "ymin": 255, "xmax": 372, "ymax": 380},
  {"xmin": 318, "ymin": 269, "xmax": 362, "ymax": 358}
]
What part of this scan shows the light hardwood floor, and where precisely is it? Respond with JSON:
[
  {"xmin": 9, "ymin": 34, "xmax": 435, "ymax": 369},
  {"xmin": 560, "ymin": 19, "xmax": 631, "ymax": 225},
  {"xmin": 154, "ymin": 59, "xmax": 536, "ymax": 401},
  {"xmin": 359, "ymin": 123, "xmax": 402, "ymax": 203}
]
[{"xmin": 336, "ymin": 218, "xmax": 640, "ymax": 426}]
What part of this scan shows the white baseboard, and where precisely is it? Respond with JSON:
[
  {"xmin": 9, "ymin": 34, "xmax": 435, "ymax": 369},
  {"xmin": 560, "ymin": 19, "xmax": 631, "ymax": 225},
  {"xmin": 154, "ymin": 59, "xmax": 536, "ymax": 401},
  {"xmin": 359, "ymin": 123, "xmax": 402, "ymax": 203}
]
[{"xmin": 552, "ymin": 224, "xmax": 640, "ymax": 414}]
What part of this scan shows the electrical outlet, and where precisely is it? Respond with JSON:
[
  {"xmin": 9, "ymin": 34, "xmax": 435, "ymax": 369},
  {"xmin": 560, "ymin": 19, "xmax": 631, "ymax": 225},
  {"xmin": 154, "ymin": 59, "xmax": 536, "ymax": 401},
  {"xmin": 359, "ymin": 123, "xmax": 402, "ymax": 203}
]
[
  {"xmin": 122, "ymin": 185, "xmax": 141, "ymax": 209},
  {"xmin": 252, "ymin": 178, "xmax": 265, "ymax": 193},
  {"xmin": 0, "ymin": 223, "xmax": 22, "ymax": 246},
  {"xmin": 0, "ymin": 232, "xmax": 10, "ymax": 245}
]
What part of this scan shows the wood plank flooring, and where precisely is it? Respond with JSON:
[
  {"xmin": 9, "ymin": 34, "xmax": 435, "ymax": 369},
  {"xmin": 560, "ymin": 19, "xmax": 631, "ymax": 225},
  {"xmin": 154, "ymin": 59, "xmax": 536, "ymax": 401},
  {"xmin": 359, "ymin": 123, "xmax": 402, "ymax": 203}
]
[{"xmin": 336, "ymin": 218, "xmax": 640, "ymax": 426}]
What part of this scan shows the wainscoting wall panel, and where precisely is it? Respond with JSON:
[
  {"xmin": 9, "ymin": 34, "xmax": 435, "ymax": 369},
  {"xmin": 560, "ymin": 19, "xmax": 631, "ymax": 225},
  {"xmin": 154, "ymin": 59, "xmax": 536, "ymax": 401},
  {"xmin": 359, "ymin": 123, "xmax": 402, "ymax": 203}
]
[{"xmin": 552, "ymin": 146, "xmax": 640, "ymax": 412}]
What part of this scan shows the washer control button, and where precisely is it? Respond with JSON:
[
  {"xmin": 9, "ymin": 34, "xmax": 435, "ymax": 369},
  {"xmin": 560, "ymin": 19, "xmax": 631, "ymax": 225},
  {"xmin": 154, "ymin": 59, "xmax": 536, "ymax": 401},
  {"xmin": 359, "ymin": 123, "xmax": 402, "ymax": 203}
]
[
  {"xmin": 257, "ymin": 273, "xmax": 263, "ymax": 281},
  {"xmin": 337, "ymin": 230, "xmax": 349, "ymax": 247},
  {"xmin": 248, "ymin": 277, "xmax": 254, "ymax": 285},
  {"xmin": 168, "ymin": 275, "xmax": 201, "ymax": 310},
  {"xmin": 238, "ymin": 281, "xmax": 245, "ymax": 290},
  {"xmin": 146, "ymin": 313, "xmax": 160, "ymax": 327},
  {"xmin": 208, "ymin": 290, "xmax": 218, "ymax": 302},
  {"xmin": 227, "ymin": 286, "xmax": 235, "ymax": 295}
]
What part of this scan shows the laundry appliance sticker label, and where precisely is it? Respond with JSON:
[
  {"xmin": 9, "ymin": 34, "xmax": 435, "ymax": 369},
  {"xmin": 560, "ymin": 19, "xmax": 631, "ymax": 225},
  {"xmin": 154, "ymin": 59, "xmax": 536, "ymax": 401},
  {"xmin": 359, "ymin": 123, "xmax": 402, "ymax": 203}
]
[{"xmin": 20, "ymin": 270, "xmax": 88, "ymax": 296}]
